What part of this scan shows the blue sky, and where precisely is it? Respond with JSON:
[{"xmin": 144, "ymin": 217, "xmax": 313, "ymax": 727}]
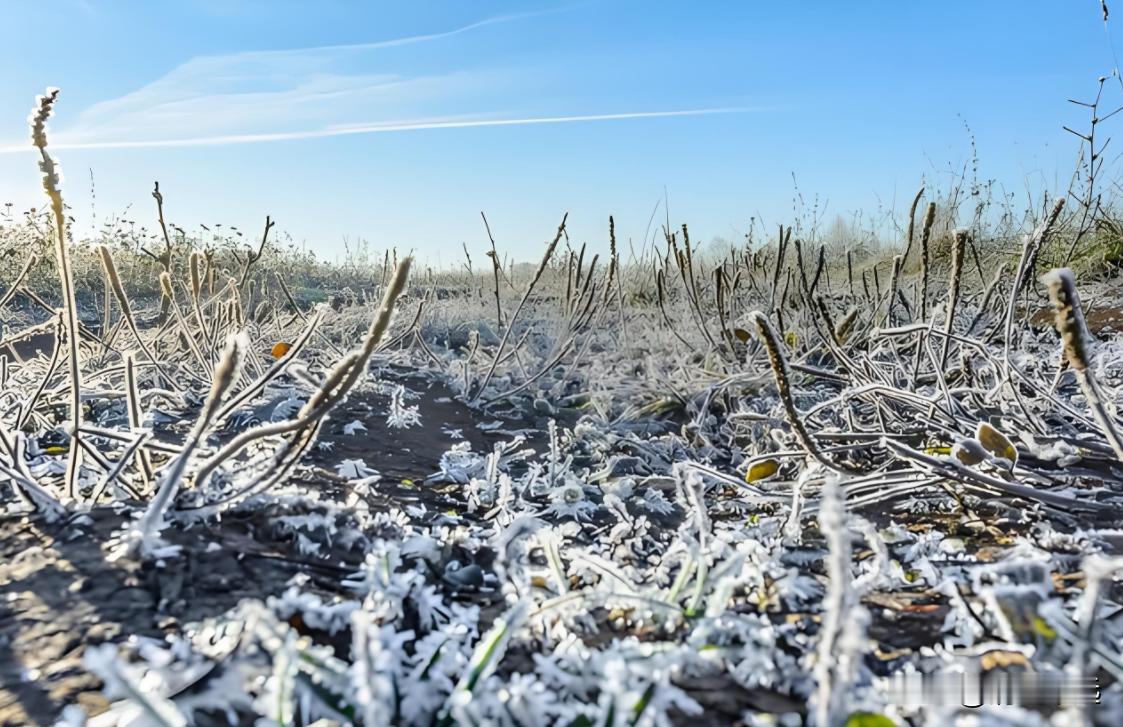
[{"xmin": 0, "ymin": 1, "xmax": 1119, "ymax": 264}]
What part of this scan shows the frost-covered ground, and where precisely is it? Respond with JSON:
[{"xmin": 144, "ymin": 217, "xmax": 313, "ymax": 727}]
[
  {"xmin": 2, "ymin": 238, "xmax": 1123, "ymax": 727},
  {"xmin": 4, "ymin": 122, "xmax": 1123, "ymax": 727}
]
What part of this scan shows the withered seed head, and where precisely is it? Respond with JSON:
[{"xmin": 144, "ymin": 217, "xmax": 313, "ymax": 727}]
[{"xmin": 1041, "ymin": 267, "xmax": 1090, "ymax": 372}]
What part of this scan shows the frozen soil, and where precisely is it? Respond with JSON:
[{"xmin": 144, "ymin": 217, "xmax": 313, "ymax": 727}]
[
  {"xmin": 4, "ymin": 270, "xmax": 1123, "ymax": 725},
  {"xmin": 1, "ymin": 365, "xmax": 1095, "ymax": 726},
  {"xmin": 0, "ymin": 372, "xmax": 541, "ymax": 725},
  {"xmin": 3, "ymin": 353, "xmax": 1121, "ymax": 726}
]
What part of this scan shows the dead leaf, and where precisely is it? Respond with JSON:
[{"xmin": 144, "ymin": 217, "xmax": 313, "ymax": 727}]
[{"xmin": 975, "ymin": 421, "xmax": 1017, "ymax": 463}]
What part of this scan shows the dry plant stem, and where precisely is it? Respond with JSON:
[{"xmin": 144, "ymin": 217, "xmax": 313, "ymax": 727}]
[
  {"xmin": 878, "ymin": 323, "xmax": 1092, "ymax": 433},
  {"xmin": 480, "ymin": 212, "xmax": 504, "ymax": 330},
  {"xmin": 16, "ymin": 314, "xmax": 64, "ymax": 430},
  {"xmin": 383, "ymin": 298, "xmax": 426, "ymax": 350},
  {"xmin": 680, "ymin": 224, "xmax": 704, "ymax": 307},
  {"xmin": 80, "ymin": 424, "xmax": 183, "ymax": 456},
  {"xmin": 655, "ymin": 269, "xmax": 693, "ymax": 348},
  {"xmin": 608, "ymin": 216, "xmax": 626, "ymax": 328},
  {"xmin": 563, "ymin": 257, "xmax": 601, "ymax": 332},
  {"xmin": 131, "ymin": 332, "xmax": 246, "ymax": 557},
  {"xmin": 190, "ymin": 250, "xmax": 201, "ymax": 299},
  {"xmin": 274, "ymin": 272, "xmax": 345, "ymax": 356},
  {"xmin": 487, "ymin": 256, "xmax": 604, "ymax": 404},
  {"xmin": 769, "ymin": 225, "xmax": 791, "ymax": 313},
  {"xmin": 238, "ymin": 215, "xmax": 275, "ymax": 289},
  {"xmin": 15, "ymin": 286, "xmax": 106, "ymax": 349},
  {"xmin": 810, "ymin": 297, "xmax": 858, "ymax": 375},
  {"xmin": 846, "ymin": 250, "xmax": 855, "ymax": 298},
  {"xmin": 481, "ymin": 338, "xmax": 576, "ymax": 406},
  {"xmin": 204, "ymin": 251, "xmax": 215, "ymax": 296},
  {"xmin": 751, "ymin": 311, "xmax": 858, "ymax": 474},
  {"xmin": 188, "ymin": 251, "xmax": 213, "ymax": 354},
  {"xmin": 0, "ymin": 426, "xmax": 39, "ymax": 482},
  {"xmin": 964, "ymin": 262, "xmax": 1007, "ymax": 335},
  {"xmin": 793, "ymin": 238, "xmax": 811, "ymax": 298},
  {"xmin": 214, "ymin": 305, "xmax": 325, "ymax": 423},
  {"xmin": 200, "ymin": 277, "xmax": 239, "ymax": 330},
  {"xmin": 125, "ymin": 353, "xmax": 154, "ymax": 488},
  {"xmin": 883, "ymin": 255, "xmax": 903, "ymax": 326},
  {"xmin": 919, "ymin": 202, "xmax": 936, "ymax": 320},
  {"xmin": 715, "ymin": 268, "xmax": 736, "ymax": 353},
  {"xmin": 236, "ymin": 287, "xmax": 417, "ymax": 492},
  {"xmin": 100, "ymin": 272, "xmax": 113, "ymax": 358},
  {"xmin": 207, "ymin": 418, "xmax": 324, "ymax": 514},
  {"xmin": 1042, "ymin": 268, "xmax": 1123, "ymax": 461},
  {"xmin": 570, "ymin": 245, "xmax": 585, "ymax": 314},
  {"xmin": 93, "ymin": 317, "xmax": 127, "ymax": 367},
  {"xmin": 1062, "ymin": 77, "xmax": 1117, "ymax": 265},
  {"xmin": 1004, "ymin": 198, "xmax": 1066, "ymax": 356},
  {"xmin": 30, "ymin": 88, "xmax": 84, "ymax": 499},
  {"xmin": 189, "ymin": 358, "xmax": 358, "ymax": 494},
  {"xmin": 472, "ymin": 215, "xmax": 566, "ymax": 402},
  {"xmin": 89, "ymin": 431, "xmax": 150, "ymax": 504},
  {"xmin": 670, "ymin": 229, "xmax": 720, "ymax": 350},
  {"xmin": 808, "ymin": 243, "xmax": 826, "ymax": 297},
  {"xmin": 146, "ymin": 182, "xmax": 175, "ymax": 323},
  {"xmin": 160, "ymin": 273, "xmax": 212, "ymax": 376},
  {"xmin": 900, "ymin": 186, "xmax": 925, "ymax": 261},
  {"xmin": 190, "ymin": 259, "xmax": 411, "ymax": 497},
  {"xmin": 192, "ymin": 353, "xmax": 361, "ymax": 509},
  {"xmin": 0, "ymin": 253, "xmax": 37, "ymax": 309},
  {"xmin": 75, "ymin": 438, "xmax": 138, "ymax": 496},
  {"xmin": 0, "ymin": 459, "xmax": 63, "ymax": 515},
  {"xmin": 0, "ymin": 422, "xmax": 64, "ymax": 514},
  {"xmin": 884, "ymin": 438, "xmax": 1108, "ymax": 514},
  {"xmin": 813, "ymin": 476, "xmax": 851, "ymax": 727},
  {"xmin": 98, "ymin": 245, "xmax": 180, "ymax": 391},
  {"xmin": 939, "ymin": 229, "xmax": 968, "ymax": 371}
]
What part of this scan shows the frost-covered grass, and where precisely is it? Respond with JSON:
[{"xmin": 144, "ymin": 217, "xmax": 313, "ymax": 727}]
[{"xmin": 3, "ymin": 89, "xmax": 1123, "ymax": 727}]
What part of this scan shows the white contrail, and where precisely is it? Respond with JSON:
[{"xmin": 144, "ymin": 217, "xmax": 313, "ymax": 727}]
[
  {"xmin": 289, "ymin": 6, "xmax": 575, "ymax": 54},
  {"xmin": 0, "ymin": 107, "xmax": 755, "ymax": 154}
]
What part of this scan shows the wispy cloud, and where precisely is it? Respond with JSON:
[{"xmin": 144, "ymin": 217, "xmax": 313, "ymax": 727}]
[
  {"xmin": 0, "ymin": 108, "xmax": 751, "ymax": 154},
  {"xmin": 0, "ymin": 7, "xmax": 757, "ymax": 155},
  {"xmin": 291, "ymin": 7, "xmax": 573, "ymax": 53}
]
